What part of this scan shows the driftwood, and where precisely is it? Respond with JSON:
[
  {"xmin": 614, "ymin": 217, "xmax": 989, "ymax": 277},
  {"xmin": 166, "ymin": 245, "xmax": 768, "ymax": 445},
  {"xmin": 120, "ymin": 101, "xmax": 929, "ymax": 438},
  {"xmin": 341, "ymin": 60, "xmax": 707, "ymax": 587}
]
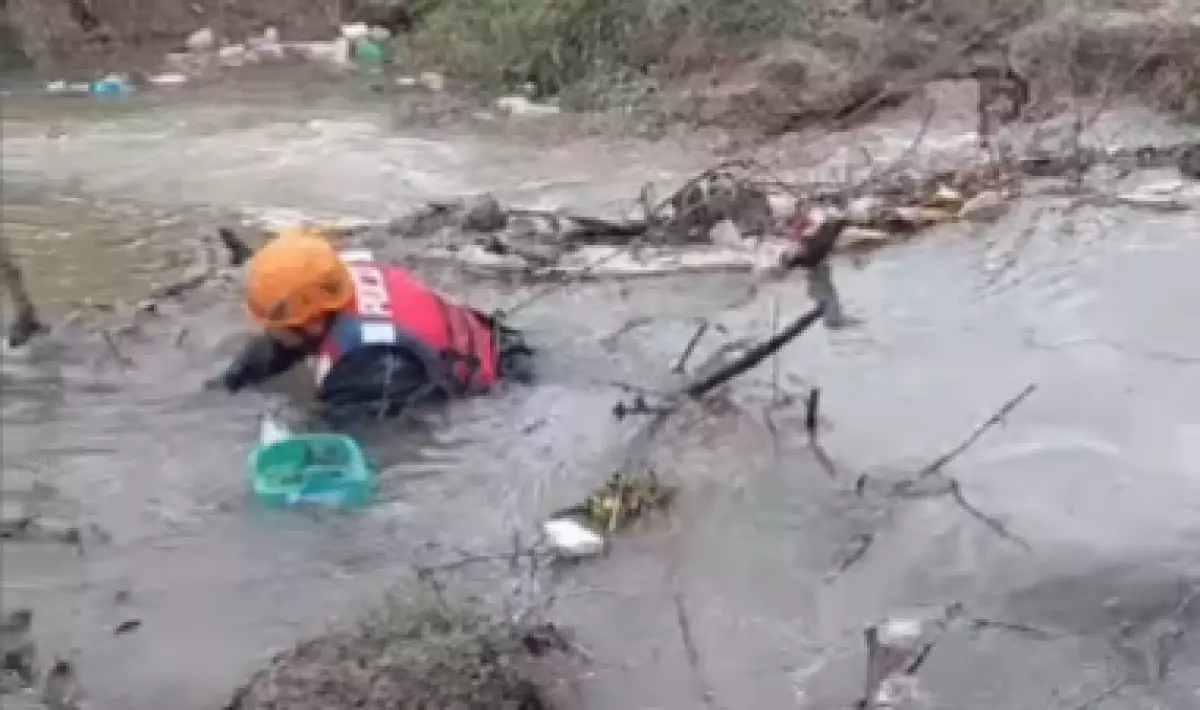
[
  {"xmin": 217, "ymin": 227, "xmax": 255, "ymax": 266},
  {"xmin": 318, "ymin": 138, "xmax": 1200, "ymax": 287},
  {"xmin": 0, "ymin": 235, "xmax": 47, "ymax": 348},
  {"xmin": 683, "ymin": 303, "xmax": 826, "ymax": 400}
]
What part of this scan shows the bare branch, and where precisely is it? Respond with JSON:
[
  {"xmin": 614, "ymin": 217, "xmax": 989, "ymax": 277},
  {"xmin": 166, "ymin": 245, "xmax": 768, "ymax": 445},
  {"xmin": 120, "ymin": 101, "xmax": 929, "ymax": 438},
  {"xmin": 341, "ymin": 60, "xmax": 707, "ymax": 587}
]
[{"xmin": 912, "ymin": 383, "xmax": 1037, "ymax": 481}]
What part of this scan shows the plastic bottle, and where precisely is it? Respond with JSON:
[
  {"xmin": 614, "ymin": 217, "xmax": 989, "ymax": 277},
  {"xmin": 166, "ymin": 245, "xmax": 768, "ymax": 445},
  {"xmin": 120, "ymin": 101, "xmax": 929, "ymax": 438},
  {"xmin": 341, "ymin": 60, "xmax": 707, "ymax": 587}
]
[
  {"xmin": 258, "ymin": 411, "xmax": 291, "ymax": 446},
  {"xmin": 90, "ymin": 75, "xmax": 134, "ymax": 96}
]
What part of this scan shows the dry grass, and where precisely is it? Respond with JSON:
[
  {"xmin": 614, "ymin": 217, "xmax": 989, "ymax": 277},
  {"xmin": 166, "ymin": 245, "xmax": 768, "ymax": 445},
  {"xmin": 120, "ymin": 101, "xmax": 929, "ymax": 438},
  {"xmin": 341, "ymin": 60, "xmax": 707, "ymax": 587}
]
[{"xmin": 225, "ymin": 592, "xmax": 564, "ymax": 710}]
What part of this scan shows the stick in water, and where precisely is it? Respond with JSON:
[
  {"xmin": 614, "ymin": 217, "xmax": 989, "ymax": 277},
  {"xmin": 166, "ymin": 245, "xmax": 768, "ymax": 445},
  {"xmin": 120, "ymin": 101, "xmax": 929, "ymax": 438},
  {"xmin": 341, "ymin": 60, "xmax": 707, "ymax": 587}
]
[
  {"xmin": 217, "ymin": 228, "xmax": 255, "ymax": 266},
  {"xmin": 684, "ymin": 303, "xmax": 825, "ymax": 399},
  {"xmin": 0, "ymin": 235, "xmax": 47, "ymax": 348}
]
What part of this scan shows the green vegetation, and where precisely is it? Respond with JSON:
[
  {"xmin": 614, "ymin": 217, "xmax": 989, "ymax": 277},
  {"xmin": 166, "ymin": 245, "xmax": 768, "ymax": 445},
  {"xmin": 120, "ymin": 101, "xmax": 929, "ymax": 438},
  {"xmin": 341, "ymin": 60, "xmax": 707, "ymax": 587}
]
[{"xmin": 402, "ymin": 0, "xmax": 845, "ymax": 104}]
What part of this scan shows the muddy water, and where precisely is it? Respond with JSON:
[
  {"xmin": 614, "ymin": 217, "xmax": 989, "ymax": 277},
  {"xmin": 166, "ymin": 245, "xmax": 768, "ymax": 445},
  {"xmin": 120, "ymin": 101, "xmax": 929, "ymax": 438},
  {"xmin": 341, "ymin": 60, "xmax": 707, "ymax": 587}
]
[{"xmin": 3, "ymin": 77, "xmax": 1200, "ymax": 710}]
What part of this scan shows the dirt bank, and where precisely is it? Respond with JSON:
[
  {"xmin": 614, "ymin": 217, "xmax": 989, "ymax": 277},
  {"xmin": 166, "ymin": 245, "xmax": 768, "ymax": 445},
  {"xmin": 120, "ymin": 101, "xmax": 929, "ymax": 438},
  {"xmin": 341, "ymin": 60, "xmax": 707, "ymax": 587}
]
[{"xmin": 6, "ymin": 1, "xmax": 1198, "ymax": 137}]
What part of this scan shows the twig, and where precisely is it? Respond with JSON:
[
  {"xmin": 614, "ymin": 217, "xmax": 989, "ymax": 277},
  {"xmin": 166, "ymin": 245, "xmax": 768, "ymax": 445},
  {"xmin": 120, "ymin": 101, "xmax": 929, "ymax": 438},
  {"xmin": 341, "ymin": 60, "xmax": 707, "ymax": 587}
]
[
  {"xmin": 598, "ymin": 316, "xmax": 654, "ymax": 350},
  {"xmin": 217, "ymin": 227, "xmax": 255, "ymax": 266},
  {"xmin": 804, "ymin": 388, "xmax": 822, "ymax": 437},
  {"xmin": 673, "ymin": 320, "xmax": 710, "ymax": 374},
  {"xmin": 683, "ymin": 303, "xmax": 825, "ymax": 399},
  {"xmin": 671, "ymin": 590, "xmax": 718, "ymax": 709},
  {"xmin": 811, "ymin": 441, "xmax": 840, "ymax": 479},
  {"xmin": 915, "ymin": 383, "xmax": 1037, "ymax": 479},
  {"xmin": 892, "ymin": 476, "xmax": 1031, "ymax": 550},
  {"xmin": 967, "ymin": 616, "xmax": 1056, "ymax": 639},
  {"xmin": 858, "ymin": 626, "xmax": 887, "ymax": 709},
  {"xmin": 1066, "ymin": 677, "xmax": 1128, "ymax": 710},
  {"xmin": 827, "ymin": 532, "xmax": 875, "ymax": 580},
  {"xmin": 100, "ymin": 330, "xmax": 134, "ymax": 368},
  {"xmin": 946, "ymin": 479, "xmax": 1031, "ymax": 551},
  {"xmin": 769, "ymin": 297, "xmax": 783, "ymax": 404}
]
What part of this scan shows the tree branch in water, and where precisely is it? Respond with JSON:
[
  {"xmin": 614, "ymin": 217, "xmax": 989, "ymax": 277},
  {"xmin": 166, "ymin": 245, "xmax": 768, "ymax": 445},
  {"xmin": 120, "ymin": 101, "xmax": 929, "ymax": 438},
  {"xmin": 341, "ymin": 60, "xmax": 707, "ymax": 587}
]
[
  {"xmin": 217, "ymin": 227, "xmax": 255, "ymax": 266},
  {"xmin": 683, "ymin": 303, "xmax": 825, "ymax": 399},
  {"xmin": 0, "ymin": 235, "xmax": 47, "ymax": 348}
]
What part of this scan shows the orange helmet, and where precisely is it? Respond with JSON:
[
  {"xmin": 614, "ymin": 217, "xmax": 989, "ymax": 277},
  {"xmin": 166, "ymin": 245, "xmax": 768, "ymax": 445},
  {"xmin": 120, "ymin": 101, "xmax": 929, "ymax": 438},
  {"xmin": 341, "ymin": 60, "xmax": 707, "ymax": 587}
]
[{"xmin": 244, "ymin": 228, "xmax": 353, "ymax": 330}]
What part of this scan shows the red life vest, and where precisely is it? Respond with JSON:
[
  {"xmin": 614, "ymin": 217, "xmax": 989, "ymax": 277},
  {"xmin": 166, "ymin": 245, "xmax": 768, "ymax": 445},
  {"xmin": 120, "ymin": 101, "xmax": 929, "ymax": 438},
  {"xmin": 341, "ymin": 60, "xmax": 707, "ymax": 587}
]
[{"xmin": 313, "ymin": 250, "xmax": 498, "ymax": 395}]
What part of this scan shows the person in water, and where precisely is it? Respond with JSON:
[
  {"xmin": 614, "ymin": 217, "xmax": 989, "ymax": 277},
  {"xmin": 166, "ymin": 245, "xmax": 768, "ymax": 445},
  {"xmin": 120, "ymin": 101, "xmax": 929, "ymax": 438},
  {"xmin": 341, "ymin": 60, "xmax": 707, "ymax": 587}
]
[{"xmin": 207, "ymin": 227, "xmax": 533, "ymax": 421}]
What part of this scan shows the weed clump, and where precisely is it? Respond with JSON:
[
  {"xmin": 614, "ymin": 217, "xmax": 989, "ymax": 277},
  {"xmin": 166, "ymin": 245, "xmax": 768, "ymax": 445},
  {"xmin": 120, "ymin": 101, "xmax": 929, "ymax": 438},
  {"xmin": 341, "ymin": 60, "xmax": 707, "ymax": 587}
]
[{"xmin": 225, "ymin": 593, "xmax": 568, "ymax": 710}]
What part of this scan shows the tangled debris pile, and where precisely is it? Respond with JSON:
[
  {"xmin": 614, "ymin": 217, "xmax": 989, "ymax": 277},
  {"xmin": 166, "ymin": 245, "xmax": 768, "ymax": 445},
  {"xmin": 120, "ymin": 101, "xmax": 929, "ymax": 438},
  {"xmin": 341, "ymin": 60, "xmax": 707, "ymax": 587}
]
[
  {"xmin": 225, "ymin": 563, "xmax": 576, "ymax": 710},
  {"xmin": 265, "ymin": 138, "xmax": 1200, "ymax": 280}
]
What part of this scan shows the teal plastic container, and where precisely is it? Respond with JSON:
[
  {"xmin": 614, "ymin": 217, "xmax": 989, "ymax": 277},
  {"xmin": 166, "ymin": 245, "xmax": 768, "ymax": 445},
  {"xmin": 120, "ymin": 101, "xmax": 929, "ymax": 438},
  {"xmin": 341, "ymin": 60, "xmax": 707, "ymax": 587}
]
[{"xmin": 248, "ymin": 433, "xmax": 375, "ymax": 509}]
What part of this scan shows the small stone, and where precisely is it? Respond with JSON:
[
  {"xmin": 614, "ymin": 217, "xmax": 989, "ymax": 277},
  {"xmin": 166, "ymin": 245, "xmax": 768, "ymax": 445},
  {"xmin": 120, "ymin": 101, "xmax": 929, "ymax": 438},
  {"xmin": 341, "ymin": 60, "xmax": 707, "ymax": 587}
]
[
  {"xmin": 248, "ymin": 27, "xmax": 285, "ymax": 61},
  {"xmin": 933, "ymin": 184, "xmax": 964, "ymax": 203},
  {"xmin": 42, "ymin": 659, "xmax": 83, "ymax": 709},
  {"xmin": 419, "ymin": 72, "xmax": 445, "ymax": 91},
  {"xmin": 217, "ymin": 44, "xmax": 248, "ymax": 67},
  {"xmin": 462, "ymin": 195, "xmax": 507, "ymax": 232},
  {"xmin": 341, "ymin": 22, "xmax": 370, "ymax": 40},
  {"xmin": 767, "ymin": 194, "xmax": 796, "ymax": 221},
  {"xmin": 0, "ymin": 500, "xmax": 34, "ymax": 537},
  {"xmin": 495, "ymin": 95, "xmax": 560, "ymax": 116},
  {"xmin": 185, "ymin": 27, "xmax": 215, "ymax": 52},
  {"xmin": 709, "ymin": 220, "xmax": 743, "ymax": 247},
  {"xmin": 887, "ymin": 205, "xmax": 954, "ymax": 228},
  {"xmin": 846, "ymin": 195, "xmax": 885, "ymax": 222},
  {"xmin": 957, "ymin": 190, "xmax": 1010, "ymax": 224},
  {"xmin": 0, "ymin": 609, "xmax": 34, "ymax": 686},
  {"xmin": 1112, "ymin": 193, "xmax": 1189, "ymax": 212},
  {"xmin": 148, "ymin": 72, "xmax": 188, "ymax": 87},
  {"xmin": 838, "ymin": 226, "xmax": 894, "ymax": 250},
  {"xmin": 331, "ymin": 38, "xmax": 352, "ymax": 65},
  {"xmin": 1180, "ymin": 144, "xmax": 1200, "ymax": 179}
]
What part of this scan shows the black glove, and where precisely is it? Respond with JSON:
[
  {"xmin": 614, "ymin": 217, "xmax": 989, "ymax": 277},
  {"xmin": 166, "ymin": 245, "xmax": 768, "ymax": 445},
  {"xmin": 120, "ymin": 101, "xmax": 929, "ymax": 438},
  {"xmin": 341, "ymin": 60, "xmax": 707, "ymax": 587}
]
[{"xmin": 203, "ymin": 370, "xmax": 242, "ymax": 393}]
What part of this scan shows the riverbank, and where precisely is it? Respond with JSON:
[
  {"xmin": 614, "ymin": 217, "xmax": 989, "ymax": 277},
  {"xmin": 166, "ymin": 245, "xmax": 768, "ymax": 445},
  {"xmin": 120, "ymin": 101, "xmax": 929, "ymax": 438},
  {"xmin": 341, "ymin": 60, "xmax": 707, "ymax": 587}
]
[{"xmin": 5, "ymin": 2, "xmax": 1199, "ymax": 141}]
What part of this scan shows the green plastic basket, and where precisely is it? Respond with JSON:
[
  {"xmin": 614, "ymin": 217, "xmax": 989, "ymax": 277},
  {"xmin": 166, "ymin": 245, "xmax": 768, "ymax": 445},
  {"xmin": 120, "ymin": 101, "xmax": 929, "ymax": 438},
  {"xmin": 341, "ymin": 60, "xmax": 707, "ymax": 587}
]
[{"xmin": 248, "ymin": 433, "xmax": 374, "ymax": 509}]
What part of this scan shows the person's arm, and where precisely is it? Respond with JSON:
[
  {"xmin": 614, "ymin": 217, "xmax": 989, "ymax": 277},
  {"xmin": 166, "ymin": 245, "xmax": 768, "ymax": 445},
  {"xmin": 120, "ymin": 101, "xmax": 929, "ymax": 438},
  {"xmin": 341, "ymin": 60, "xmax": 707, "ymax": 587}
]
[
  {"xmin": 211, "ymin": 333, "xmax": 308, "ymax": 393},
  {"xmin": 316, "ymin": 349, "xmax": 445, "ymax": 422}
]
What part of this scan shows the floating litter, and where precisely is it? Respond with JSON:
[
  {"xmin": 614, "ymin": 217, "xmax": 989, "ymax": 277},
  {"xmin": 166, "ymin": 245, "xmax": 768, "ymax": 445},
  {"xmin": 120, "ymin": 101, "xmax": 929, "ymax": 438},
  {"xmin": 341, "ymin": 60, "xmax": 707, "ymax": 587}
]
[{"xmin": 541, "ymin": 518, "xmax": 606, "ymax": 557}]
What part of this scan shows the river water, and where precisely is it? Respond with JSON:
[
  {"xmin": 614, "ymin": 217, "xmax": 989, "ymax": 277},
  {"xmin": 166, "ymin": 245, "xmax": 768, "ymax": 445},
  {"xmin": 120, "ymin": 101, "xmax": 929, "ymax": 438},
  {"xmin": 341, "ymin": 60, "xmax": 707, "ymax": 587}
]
[{"xmin": 3, "ymin": 75, "xmax": 1200, "ymax": 710}]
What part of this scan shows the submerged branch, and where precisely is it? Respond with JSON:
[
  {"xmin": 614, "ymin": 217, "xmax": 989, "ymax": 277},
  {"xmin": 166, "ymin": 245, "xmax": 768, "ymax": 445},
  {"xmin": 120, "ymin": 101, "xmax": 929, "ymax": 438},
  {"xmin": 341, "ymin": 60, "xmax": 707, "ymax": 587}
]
[
  {"xmin": 0, "ymin": 235, "xmax": 48, "ymax": 348},
  {"xmin": 217, "ymin": 227, "xmax": 255, "ymax": 265},
  {"xmin": 914, "ymin": 383, "xmax": 1037, "ymax": 480},
  {"xmin": 683, "ymin": 303, "xmax": 825, "ymax": 399}
]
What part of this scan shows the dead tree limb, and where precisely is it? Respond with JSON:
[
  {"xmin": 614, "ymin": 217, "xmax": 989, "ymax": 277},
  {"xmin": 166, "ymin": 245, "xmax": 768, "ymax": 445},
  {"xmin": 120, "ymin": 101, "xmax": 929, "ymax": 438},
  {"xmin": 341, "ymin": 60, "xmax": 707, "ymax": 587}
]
[
  {"xmin": 672, "ymin": 320, "xmax": 710, "ymax": 374},
  {"xmin": 672, "ymin": 590, "xmax": 718, "ymax": 709},
  {"xmin": 1, "ymin": 235, "xmax": 48, "ymax": 349},
  {"xmin": 683, "ymin": 303, "xmax": 825, "ymax": 399},
  {"xmin": 217, "ymin": 227, "xmax": 255, "ymax": 266}
]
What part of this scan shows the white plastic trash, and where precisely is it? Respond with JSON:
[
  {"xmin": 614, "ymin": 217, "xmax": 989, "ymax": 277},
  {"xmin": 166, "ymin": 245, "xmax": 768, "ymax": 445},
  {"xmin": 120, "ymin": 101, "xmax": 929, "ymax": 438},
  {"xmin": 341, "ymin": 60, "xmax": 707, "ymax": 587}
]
[
  {"xmin": 148, "ymin": 73, "xmax": 188, "ymax": 87},
  {"xmin": 340, "ymin": 23, "xmax": 369, "ymax": 40},
  {"xmin": 542, "ymin": 518, "xmax": 606, "ymax": 557},
  {"xmin": 258, "ymin": 412, "xmax": 292, "ymax": 446}
]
